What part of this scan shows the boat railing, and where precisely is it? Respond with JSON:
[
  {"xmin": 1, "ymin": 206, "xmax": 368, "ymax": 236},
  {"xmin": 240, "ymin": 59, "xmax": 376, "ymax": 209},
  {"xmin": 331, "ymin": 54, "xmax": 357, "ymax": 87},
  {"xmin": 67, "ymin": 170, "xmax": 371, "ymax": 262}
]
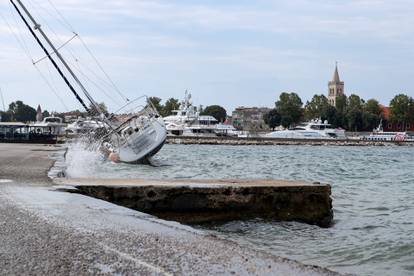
[{"xmin": 110, "ymin": 95, "xmax": 159, "ymax": 117}]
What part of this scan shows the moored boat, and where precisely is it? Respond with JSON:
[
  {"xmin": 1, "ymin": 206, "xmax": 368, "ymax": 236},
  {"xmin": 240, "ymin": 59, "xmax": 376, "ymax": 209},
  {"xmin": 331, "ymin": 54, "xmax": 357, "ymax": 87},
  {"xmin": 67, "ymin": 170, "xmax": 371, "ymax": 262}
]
[
  {"xmin": 265, "ymin": 119, "xmax": 346, "ymax": 139},
  {"xmin": 362, "ymin": 121, "xmax": 409, "ymax": 141}
]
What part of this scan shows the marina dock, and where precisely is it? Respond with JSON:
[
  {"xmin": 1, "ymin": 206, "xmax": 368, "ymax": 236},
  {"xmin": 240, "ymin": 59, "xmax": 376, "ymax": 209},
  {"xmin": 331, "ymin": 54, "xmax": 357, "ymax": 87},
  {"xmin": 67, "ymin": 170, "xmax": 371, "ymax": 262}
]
[{"xmin": 0, "ymin": 143, "xmax": 337, "ymax": 275}]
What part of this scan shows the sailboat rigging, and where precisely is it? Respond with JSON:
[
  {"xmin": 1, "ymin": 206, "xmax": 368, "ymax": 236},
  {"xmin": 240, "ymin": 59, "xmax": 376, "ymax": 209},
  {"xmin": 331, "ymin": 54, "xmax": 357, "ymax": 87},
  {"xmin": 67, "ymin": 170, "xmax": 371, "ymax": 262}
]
[{"xmin": 10, "ymin": 0, "xmax": 167, "ymax": 163}]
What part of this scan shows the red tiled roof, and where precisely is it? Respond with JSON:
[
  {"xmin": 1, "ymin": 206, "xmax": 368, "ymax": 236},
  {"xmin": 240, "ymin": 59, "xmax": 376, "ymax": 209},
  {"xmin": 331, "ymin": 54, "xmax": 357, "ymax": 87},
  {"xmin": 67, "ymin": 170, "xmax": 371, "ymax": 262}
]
[{"xmin": 379, "ymin": 105, "xmax": 390, "ymax": 120}]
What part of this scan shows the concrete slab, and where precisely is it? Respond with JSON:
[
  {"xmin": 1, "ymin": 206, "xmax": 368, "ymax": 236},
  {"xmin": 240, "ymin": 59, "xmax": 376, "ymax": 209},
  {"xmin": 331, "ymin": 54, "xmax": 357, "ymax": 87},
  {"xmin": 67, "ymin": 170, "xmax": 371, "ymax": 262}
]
[{"xmin": 56, "ymin": 178, "xmax": 333, "ymax": 227}]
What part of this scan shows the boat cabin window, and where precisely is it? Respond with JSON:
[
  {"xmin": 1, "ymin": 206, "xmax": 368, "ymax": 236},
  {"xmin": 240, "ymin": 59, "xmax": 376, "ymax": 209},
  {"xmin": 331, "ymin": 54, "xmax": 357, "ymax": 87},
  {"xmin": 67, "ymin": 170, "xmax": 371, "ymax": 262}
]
[{"xmin": 45, "ymin": 118, "xmax": 62, "ymax": 123}]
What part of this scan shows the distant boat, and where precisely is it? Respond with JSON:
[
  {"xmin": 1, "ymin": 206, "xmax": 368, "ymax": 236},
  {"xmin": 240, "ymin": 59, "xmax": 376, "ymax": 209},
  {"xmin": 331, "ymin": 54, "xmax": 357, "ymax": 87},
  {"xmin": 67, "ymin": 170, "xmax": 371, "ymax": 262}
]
[
  {"xmin": 265, "ymin": 120, "xmax": 346, "ymax": 139},
  {"xmin": 164, "ymin": 91, "xmax": 220, "ymax": 137},
  {"xmin": 362, "ymin": 120, "xmax": 409, "ymax": 141},
  {"xmin": 10, "ymin": 0, "xmax": 166, "ymax": 163},
  {"xmin": 31, "ymin": 116, "xmax": 66, "ymax": 136}
]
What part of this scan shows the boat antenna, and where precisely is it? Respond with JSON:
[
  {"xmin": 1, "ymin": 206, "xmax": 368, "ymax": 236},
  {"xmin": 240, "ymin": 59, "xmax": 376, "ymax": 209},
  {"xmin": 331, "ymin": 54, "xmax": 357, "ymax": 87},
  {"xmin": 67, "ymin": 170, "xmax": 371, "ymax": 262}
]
[{"xmin": 9, "ymin": 0, "xmax": 90, "ymax": 113}]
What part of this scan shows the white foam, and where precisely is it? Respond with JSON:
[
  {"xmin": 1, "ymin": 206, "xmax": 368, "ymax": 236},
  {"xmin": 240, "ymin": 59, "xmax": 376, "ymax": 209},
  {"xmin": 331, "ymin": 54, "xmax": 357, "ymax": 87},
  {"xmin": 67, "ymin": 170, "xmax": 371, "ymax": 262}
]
[{"xmin": 65, "ymin": 139, "xmax": 104, "ymax": 178}]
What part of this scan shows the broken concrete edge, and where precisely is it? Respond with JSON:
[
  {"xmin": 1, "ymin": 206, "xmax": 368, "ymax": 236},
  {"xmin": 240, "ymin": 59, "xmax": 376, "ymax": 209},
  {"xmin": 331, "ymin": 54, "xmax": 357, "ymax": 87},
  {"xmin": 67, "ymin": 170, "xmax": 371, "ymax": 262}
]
[
  {"xmin": 54, "ymin": 177, "xmax": 330, "ymax": 188},
  {"xmin": 53, "ymin": 178, "xmax": 334, "ymax": 228}
]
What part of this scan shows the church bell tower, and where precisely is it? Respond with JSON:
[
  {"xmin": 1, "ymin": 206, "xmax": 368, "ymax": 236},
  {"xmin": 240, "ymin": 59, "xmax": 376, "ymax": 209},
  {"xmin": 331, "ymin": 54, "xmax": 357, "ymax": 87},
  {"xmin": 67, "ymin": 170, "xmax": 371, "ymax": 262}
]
[{"xmin": 328, "ymin": 63, "xmax": 344, "ymax": 106}]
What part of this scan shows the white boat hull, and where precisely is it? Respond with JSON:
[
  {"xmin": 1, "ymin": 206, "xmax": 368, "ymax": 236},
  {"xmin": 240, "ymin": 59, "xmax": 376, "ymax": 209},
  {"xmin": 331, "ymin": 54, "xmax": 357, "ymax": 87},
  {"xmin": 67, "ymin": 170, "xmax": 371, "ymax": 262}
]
[
  {"xmin": 118, "ymin": 118, "xmax": 166, "ymax": 163},
  {"xmin": 108, "ymin": 117, "xmax": 166, "ymax": 163}
]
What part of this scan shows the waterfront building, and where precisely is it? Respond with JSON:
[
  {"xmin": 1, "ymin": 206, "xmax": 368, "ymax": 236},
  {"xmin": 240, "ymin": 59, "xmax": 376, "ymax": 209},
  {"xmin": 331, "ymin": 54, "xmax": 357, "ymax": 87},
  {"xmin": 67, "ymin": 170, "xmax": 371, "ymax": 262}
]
[
  {"xmin": 328, "ymin": 63, "xmax": 345, "ymax": 106},
  {"xmin": 232, "ymin": 107, "xmax": 271, "ymax": 131}
]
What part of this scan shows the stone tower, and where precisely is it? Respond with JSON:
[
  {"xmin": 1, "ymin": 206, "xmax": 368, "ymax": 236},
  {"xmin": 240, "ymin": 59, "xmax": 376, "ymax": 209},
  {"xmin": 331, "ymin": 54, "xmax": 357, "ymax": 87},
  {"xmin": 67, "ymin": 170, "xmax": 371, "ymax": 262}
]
[
  {"xmin": 36, "ymin": 105, "xmax": 43, "ymax": 122},
  {"xmin": 328, "ymin": 63, "xmax": 344, "ymax": 106}
]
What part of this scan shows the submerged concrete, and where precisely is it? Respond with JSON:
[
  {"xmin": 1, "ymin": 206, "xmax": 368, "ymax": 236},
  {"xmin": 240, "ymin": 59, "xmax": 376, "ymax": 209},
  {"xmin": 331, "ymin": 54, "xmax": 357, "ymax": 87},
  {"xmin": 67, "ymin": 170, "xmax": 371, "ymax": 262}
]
[
  {"xmin": 57, "ymin": 178, "xmax": 333, "ymax": 228},
  {"xmin": 0, "ymin": 143, "xmax": 339, "ymax": 275}
]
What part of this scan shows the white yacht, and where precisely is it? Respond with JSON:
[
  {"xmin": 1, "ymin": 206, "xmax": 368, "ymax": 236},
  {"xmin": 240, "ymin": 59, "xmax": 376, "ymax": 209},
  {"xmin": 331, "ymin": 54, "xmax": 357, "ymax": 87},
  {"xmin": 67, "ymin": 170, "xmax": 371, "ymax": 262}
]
[
  {"xmin": 164, "ymin": 91, "xmax": 219, "ymax": 136},
  {"xmin": 265, "ymin": 119, "xmax": 346, "ymax": 139},
  {"xmin": 66, "ymin": 117, "xmax": 105, "ymax": 135},
  {"xmin": 215, "ymin": 123, "xmax": 239, "ymax": 137}
]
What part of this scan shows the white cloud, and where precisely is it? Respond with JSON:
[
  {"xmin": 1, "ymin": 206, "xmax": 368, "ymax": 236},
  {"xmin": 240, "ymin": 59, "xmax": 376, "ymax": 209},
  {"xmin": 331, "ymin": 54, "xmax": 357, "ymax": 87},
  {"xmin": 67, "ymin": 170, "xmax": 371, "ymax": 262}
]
[{"xmin": 1, "ymin": 0, "xmax": 414, "ymax": 112}]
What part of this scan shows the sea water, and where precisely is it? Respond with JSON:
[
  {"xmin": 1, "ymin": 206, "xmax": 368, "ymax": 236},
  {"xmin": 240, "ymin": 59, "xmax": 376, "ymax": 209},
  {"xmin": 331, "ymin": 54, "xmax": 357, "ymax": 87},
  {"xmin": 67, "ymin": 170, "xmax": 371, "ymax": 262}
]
[{"xmin": 65, "ymin": 144, "xmax": 414, "ymax": 275}]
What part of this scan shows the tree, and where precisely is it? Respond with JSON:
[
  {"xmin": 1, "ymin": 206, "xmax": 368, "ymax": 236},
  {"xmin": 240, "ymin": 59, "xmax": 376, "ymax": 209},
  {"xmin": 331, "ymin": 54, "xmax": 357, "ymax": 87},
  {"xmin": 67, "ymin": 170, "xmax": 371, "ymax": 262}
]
[
  {"xmin": 8, "ymin": 101, "xmax": 36, "ymax": 122},
  {"xmin": 280, "ymin": 115, "xmax": 293, "ymax": 128},
  {"xmin": 201, "ymin": 105, "xmax": 227, "ymax": 122},
  {"xmin": 162, "ymin": 98, "xmax": 180, "ymax": 117},
  {"xmin": 304, "ymin": 94, "xmax": 329, "ymax": 120},
  {"xmin": 263, "ymin": 109, "xmax": 281, "ymax": 130},
  {"xmin": 321, "ymin": 105, "xmax": 338, "ymax": 127},
  {"xmin": 346, "ymin": 94, "xmax": 364, "ymax": 131},
  {"xmin": 365, "ymin": 99, "xmax": 382, "ymax": 117},
  {"xmin": 335, "ymin": 94, "xmax": 348, "ymax": 128},
  {"xmin": 389, "ymin": 94, "xmax": 414, "ymax": 130},
  {"xmin": 362, "ymin": 99, "xmax": 382, "ymax": 130},
  {"xmin": 275, "ymin": 92, "xmax": 303, "ymax": 126},
  {"xmin": 88, "ymin": 102, "xmax": 108, "ymax": 116},
  {"xmin": 42, "ymin": 110, "xmax": 50, "ymax": 118},
  {"xmin": 147, "ymin": 97, "xmax": 163, "ymax": 114},
  {"xmin": 0, "ymin": 111, "xmax": 11, "ymax": 122}
]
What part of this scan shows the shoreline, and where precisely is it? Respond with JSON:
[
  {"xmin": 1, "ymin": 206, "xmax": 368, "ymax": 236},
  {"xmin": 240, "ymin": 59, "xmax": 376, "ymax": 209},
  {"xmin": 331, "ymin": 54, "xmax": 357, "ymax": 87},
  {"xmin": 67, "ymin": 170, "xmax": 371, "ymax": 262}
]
[
  {"xmin": 166, "ymin": 135, "xmax": 414, "ymax": 146},
  {"xmin": 0, "ymin": 143, "xmax": 340, "ymax": 275}
]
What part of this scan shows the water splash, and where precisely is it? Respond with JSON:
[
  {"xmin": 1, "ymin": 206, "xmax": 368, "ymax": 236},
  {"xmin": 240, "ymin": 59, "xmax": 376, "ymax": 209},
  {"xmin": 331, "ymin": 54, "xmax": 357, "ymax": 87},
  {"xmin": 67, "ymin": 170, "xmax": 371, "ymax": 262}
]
[{"xmin": 65, "ymin": 138, "xmax": 106, "ymax": 178}]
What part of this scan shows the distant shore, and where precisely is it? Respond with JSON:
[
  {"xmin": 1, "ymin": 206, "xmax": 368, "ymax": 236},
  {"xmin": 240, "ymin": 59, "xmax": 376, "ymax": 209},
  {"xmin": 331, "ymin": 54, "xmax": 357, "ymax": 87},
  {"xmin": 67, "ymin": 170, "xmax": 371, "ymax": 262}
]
[{"xmin": 166, "ymin": 135, "xmax": 414, "ymax": 146}]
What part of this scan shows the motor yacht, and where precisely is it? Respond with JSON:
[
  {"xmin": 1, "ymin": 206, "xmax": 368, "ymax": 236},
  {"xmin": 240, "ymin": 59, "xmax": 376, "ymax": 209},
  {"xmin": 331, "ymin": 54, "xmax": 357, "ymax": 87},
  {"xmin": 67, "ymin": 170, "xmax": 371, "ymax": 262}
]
[
  {"xmin": 164, "ymin": 91, "xmax": 219, "ymax": 136},
  {"xmin": 265, "ymin": 119, "xmax": 346, "ymax": 139}
]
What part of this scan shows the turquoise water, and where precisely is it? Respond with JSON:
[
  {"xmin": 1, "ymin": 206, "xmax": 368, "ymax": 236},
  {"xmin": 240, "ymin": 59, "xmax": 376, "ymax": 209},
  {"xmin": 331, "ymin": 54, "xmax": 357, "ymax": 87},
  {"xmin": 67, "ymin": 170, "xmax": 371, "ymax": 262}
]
[{"xmin": 66, "ymin": 144, "xmax": 414, "ymax": 275}]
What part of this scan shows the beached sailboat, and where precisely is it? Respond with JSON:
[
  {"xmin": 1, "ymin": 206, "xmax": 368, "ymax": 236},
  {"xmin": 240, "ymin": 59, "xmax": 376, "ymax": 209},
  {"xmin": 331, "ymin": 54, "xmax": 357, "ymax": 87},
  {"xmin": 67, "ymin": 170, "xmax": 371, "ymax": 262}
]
[{"xmin": 10, "ymin": 0, "xmax": 167, "ymax": 163}]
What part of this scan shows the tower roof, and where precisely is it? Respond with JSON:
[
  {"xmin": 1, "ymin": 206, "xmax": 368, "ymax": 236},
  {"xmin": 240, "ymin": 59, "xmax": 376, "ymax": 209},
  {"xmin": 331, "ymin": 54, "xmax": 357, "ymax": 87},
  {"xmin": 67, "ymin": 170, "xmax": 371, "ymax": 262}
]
[{"xmin": 332, "ymin": 63, "xmax": 341, "ymax": 83}]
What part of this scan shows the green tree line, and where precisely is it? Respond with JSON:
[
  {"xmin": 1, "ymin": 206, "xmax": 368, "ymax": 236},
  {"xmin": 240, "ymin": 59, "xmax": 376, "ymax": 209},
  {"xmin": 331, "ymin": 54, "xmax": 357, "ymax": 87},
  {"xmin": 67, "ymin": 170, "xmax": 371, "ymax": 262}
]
[
  {"xmin": 264, "ymin": 92, "xmax": 414, "ymax": 131},
  {"xmin": 0, "ymin": 101, "xmax": 49, "ymax": 122}
]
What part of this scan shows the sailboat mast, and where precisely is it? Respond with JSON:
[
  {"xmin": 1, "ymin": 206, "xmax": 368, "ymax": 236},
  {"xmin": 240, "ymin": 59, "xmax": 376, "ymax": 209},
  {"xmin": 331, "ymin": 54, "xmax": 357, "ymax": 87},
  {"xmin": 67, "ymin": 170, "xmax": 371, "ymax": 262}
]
[
  {"xmin": 9, "ymin": 0, "xmax": 90, "ymax": 113},
  {"xmin": 12, "ymin": 0, "xmax": 104, "ymax": 116}
]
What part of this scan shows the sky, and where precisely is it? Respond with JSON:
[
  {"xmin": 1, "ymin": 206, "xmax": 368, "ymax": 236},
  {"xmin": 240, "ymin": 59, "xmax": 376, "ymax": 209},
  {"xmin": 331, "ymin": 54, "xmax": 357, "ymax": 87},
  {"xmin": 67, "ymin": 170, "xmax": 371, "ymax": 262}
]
[{"xmin": 0, "ymin": 0, "xmax": 414, "ymax": 114}]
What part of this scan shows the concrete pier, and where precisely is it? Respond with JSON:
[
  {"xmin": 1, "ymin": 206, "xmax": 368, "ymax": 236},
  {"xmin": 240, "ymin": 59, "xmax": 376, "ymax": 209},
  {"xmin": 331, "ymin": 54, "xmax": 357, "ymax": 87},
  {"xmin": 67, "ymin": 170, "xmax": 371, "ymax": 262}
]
[
  {"xmin": 57, "ymin": 178, "xmax": 333, "ymax": 228},
  {"xmin": 0, "ymin": 143, "xmax": 338, "ymax": 275}
]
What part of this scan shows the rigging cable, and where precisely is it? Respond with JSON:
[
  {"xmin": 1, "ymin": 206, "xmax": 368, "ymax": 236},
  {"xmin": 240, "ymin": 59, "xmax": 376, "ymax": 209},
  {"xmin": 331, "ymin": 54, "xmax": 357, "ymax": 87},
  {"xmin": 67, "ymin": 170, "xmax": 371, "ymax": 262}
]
[
  {"xmin": 34, "ymin": 64, "xmax": 70, "ymax": 111},
  {"xmin": 34, "ymin": 0, "xmax": 130, "ymax": 104},
  {"xmin": 66, "ymin": 59, "xmax": 122, "ymax": 106},
  {"xmin": 78, "ymin": 35, "xmax": 130, "ymax": 103},
  {"xmin": 1, "ymin": 10, "xmax": 73, "ymax": 112},
  {"xmin": 33, "ymin": 32, "xmax": 78, "ymax": 64},
  {"xmin": 28, "ymin": 0, "xmax": 126, "ymax": 107},
  {"xmin": 9, "ymin": 0, "xmax": 90, "ymax": 113}
]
